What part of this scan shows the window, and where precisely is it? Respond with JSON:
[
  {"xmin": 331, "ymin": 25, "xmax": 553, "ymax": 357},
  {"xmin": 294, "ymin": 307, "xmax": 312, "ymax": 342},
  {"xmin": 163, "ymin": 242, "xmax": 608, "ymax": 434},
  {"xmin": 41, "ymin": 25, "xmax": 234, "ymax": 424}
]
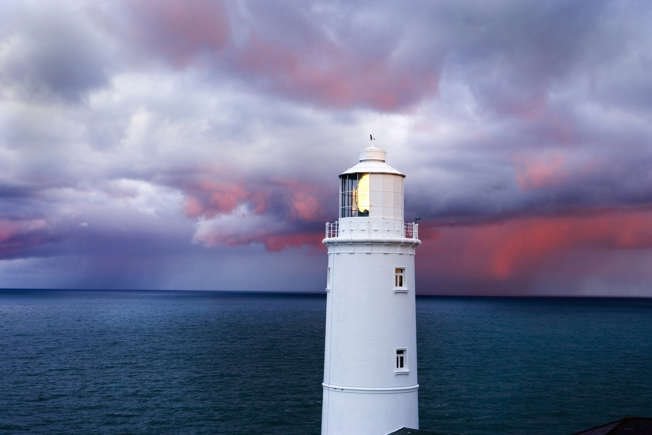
[
  {"xmin": 396, "ymin": 349, "xmax": 407, "ymax": 371},
  {"xmin": 340, "ymin": 173, "xmax": 370, "ymax": 217},
  {"xmin": 394, "ymin": 267, "xmax": 405, "ymax": 289}
]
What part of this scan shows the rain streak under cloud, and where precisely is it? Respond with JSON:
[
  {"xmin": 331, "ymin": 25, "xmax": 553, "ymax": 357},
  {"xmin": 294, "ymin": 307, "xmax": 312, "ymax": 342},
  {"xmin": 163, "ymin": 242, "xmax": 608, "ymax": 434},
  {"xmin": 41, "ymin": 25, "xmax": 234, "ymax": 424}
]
[{"xmin": 1, "ymin": 0, "xmax": 651, "ymax": 295}]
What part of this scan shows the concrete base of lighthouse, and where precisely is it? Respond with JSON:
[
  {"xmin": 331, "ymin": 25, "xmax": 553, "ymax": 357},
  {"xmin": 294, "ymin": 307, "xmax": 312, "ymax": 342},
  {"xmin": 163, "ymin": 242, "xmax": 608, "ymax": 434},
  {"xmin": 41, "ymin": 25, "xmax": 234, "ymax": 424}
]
[{"xmin": 321, "ymin": 384, "xmax": 418, "ymax": 434}]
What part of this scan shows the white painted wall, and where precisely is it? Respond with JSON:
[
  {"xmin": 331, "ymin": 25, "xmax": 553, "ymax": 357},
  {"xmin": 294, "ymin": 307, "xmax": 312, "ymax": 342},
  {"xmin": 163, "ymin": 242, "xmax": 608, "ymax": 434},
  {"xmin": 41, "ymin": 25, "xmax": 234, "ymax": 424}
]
[
  {"xmin": 322, "ymin": 243, "xmax": 419, "ymax": 434},
  {"xmin": 322, "ymin": 386, "xmax": 418, "ymax": 435},
  {"xmin": 369, "ymin": 174, "xmax": 404, "ymax": 221},
  {"xmin": 322, "ymin": 148, "xmax": 420, "ymax": 435}
]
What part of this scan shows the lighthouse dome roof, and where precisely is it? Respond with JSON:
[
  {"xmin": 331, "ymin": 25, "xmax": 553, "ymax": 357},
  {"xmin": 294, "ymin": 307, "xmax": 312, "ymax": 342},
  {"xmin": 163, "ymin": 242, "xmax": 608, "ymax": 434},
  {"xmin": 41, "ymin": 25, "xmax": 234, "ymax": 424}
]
[{"xmin": 340, "ymin": 146, "xmax": 404, "ymax": 177}]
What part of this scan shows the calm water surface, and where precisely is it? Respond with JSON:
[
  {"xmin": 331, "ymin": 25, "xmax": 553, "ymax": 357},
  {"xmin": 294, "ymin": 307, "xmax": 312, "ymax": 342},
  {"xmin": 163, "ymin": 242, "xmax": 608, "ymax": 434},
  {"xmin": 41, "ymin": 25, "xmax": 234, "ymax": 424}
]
[{"xmin": 1, "ymin": 290, "xmax": 651, "ymax": 434}]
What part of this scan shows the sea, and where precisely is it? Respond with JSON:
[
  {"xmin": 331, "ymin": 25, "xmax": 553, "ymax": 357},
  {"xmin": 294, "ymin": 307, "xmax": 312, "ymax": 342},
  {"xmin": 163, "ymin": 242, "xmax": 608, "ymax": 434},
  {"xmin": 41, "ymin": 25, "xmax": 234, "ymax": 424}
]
[{"xmin": 1, "ymin": 290, "xmax": 651, "ymax": 434}]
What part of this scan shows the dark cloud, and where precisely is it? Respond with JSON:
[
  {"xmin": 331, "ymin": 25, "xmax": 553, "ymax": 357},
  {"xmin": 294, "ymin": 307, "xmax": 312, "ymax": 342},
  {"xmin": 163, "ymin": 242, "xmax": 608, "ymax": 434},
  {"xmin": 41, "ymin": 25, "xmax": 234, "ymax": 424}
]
[
  {"xmin": 0, "ymin": 184, "xmax": 38, "ymax": 200},
  {"xmin": 0, "ymin": 218, "xmax": 53, "ymax": 259},
  {"xmin": 0, "ymin": 3, "xmax": 111, "ymax": 102},
  {"xmin": 442, "ymin": 0, "xmax": 608, "ymax": 116}
]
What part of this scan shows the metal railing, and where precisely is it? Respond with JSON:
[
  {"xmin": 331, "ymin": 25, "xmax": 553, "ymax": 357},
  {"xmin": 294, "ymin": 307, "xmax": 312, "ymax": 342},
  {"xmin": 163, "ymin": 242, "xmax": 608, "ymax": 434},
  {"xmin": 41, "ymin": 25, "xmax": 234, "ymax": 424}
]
[
  {"xmin": 404, "ymin": 222, "xmax": 418, "ymax": 240},
  {"xmin": 324, "ymin": 220, "xmax": 419, "ymax": 240},
  {"xmin": 325, "ymin": 221, "xmax": 339, "ymax": 238}
]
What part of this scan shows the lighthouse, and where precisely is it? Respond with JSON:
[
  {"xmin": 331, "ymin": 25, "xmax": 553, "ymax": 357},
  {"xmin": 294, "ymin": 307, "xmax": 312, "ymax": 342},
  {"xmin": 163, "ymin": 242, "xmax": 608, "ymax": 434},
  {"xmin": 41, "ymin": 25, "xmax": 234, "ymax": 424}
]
[{"xmin": 321, "ymin": 144, "xmax": 421, "ymax": 434}]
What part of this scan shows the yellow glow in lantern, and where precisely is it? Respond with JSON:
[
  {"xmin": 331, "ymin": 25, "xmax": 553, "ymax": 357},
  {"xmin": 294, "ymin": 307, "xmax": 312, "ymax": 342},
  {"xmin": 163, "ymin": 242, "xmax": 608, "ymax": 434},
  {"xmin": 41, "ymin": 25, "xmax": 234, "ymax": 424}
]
[{"xmin": 356, "ymin": 174, "xmax": 370, "ymax": 213}]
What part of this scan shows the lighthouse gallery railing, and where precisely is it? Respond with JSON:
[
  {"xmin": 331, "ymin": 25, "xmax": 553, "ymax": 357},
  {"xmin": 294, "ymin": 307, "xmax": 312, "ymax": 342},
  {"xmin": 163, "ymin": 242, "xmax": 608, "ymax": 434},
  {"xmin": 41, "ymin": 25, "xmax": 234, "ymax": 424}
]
[{"xmin": 324, "ymin": 221, "xmax": 419, "ymax": 240}]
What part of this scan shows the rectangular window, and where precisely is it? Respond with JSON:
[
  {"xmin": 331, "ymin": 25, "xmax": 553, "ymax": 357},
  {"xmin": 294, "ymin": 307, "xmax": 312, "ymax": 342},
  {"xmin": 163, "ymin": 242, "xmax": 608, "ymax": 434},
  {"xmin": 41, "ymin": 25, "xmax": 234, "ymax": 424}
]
[
  {"xmin": 394, "ymin": 267, "xmax": 405, "ymax": 289},
  {"xmin": 396, "ymin": 349, "xmax": 406, "ymax": 370},
  {"xmin": 340, "ymin": 173, "xmax": 370, "ymax": 218}
]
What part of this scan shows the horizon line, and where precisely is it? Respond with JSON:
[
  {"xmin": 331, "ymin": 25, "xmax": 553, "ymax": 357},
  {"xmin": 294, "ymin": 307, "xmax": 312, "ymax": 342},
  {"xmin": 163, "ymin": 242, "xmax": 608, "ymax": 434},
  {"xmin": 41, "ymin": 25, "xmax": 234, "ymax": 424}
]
[{"xmin": 1, "ymin": 288, "xmax": 651, "ymax": 299}]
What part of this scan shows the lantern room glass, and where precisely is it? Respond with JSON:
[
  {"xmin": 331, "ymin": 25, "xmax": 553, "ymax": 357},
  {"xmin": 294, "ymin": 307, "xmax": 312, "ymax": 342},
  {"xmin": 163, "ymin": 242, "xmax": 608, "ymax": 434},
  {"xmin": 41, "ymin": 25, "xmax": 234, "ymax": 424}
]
[{"xmin": 340, "ymin": 173, "xmax": 370, "ymax": 217}]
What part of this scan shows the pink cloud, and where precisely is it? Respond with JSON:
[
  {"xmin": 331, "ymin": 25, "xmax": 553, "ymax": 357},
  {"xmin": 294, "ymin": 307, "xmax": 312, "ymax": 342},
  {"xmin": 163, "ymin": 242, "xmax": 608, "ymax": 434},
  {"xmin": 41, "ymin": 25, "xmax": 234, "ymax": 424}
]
[
  {"xmin": 195, "ymin": 229, "xmax": 322, "ymax": 253},
  {"xmin": 514, "ymin": 152, "xmax": 602, "ymax": 191},
  {"xmin": 185, "ymin": 179, "xmax": 255, "ymax": 218},
  {"xmin": 0, "ymin": 218, "xmax": 49, "ymax": 258},
  {"xmin": 183, "ymin": 195, "xmax": 204, "ymax": 218},
  {"xmin": 183, "ymin": 175, "xmax": 326, "ymax": 222},
  {"xmin": 260, "ymin": 232, "xmax": 323, "ymax": 252},
  {"xmin": 274, "ymin": 179, "xmax": 322, "ymax": 221},
  {"xmin": 0, "ymin": 219, "xmax": 47, "ymax": 242},
  {"xmin": 185, "ymin": 175, "xmax": 328, "ymax": 252},
  {"xmin": 417, "ymin": 208, "xmax": 652, "ymax": 290},
  {"xmin": 127, "ymin": 0, "xmax": 230, "ymax": 66},
  {"xmin": 118, "ymin": 1, "xmax": 439, "ymax": 110},
  {"xmin": 192, "ymin": 210, "xmax": 322, "ymax": 253},
  {"xmin": 515, "ymin": 153, "xmax": 567, "ymax": 190},
  {"xmin": 236, "ymin": 32, "xmax": 439, "ymax": 110}
]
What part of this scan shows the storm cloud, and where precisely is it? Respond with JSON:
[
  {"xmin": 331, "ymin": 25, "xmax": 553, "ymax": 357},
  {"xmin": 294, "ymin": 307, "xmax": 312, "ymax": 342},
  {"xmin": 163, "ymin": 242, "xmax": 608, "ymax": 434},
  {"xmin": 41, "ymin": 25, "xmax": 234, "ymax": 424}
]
[{"xmin": 1, "ymin": 0, "xmax": 651, "ymax": 295}]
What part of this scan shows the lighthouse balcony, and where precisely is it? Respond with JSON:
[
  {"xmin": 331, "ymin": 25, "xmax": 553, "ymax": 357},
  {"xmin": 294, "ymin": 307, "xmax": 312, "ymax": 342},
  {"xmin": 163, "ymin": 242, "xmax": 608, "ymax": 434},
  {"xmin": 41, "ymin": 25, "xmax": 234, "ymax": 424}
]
[{"xmin": 324, "ymin": 219, "xmax": 419, "ymax": 242}]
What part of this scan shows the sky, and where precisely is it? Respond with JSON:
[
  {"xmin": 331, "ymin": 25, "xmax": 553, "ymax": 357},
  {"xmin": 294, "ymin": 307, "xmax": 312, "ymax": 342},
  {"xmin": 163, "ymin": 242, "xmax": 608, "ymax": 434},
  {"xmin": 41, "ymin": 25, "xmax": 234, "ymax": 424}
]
[{"xmin": 1, "ymin": 0, "xmax": 651, "ymax": 295}]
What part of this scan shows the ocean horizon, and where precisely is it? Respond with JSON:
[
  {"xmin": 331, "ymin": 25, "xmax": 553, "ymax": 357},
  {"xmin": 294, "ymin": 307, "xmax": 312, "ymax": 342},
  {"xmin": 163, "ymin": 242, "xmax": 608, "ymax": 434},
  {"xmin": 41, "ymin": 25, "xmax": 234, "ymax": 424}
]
[
  {"xmin": 2, "ymin": 290, "xmax": 651, "ymax": 434},
  {"xmin": 5, "ymin": 288, "xmax": 652, "ymax": 298}
]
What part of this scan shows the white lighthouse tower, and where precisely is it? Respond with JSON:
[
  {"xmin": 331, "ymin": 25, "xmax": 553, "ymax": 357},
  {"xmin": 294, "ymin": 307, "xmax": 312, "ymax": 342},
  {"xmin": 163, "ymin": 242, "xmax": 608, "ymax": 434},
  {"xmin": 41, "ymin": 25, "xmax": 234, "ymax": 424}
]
[{"xmin": 321, "ymin": 144, "xmax": 420, "ymax": 434}]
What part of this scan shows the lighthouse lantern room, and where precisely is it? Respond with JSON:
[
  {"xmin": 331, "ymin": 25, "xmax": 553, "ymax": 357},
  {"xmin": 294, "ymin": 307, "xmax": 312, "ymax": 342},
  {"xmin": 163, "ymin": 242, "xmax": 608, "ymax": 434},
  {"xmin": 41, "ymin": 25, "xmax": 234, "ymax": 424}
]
[{"xmin": 321, "ymin": 145, "xmax": 421, "ymax": 434}]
